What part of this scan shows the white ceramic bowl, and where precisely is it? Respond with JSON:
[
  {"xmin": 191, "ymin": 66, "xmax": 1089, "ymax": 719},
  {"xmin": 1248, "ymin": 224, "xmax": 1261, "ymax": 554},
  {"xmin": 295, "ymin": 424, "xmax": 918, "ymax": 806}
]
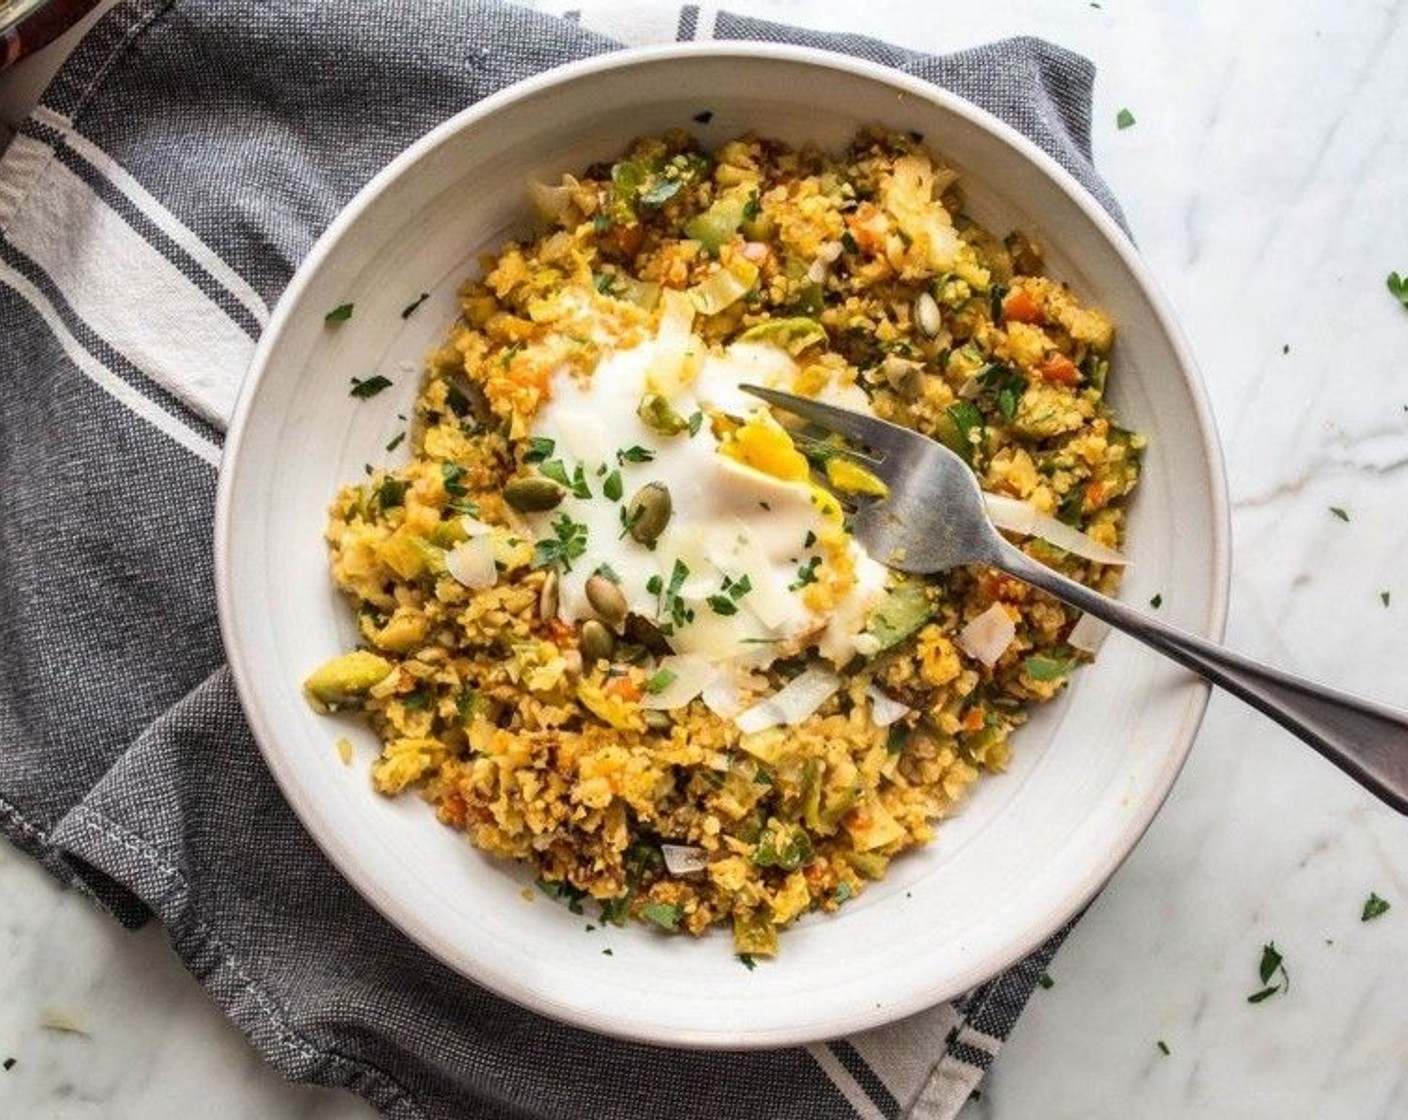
[{"xmin": 216, "ymin": 43, "xmax": 1229, "ymax": 1048}]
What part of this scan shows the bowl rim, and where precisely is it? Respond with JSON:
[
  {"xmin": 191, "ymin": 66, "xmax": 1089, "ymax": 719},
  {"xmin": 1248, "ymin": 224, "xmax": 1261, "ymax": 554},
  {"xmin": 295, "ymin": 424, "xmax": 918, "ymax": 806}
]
[{"xmin": 215, "ymin": 39, "xmax": 1231, "ymax": 1048}]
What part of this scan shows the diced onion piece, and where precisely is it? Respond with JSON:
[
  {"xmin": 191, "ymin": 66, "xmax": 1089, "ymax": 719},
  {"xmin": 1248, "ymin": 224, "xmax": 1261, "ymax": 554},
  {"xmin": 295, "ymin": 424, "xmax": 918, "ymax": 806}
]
[
  {"xmin": 661, "ymin": 844, "xmax": 709, "ymax": 876},
  {"xmin": 445, "ymin": 536, "xmax": 497, "ymax": 589},
  {"xmin": 527, "ymin": 175, "xmax": 577, "ymax": 222},
  {"xmin": 639, "ymin": 653, "xmax": 714, "ymax": 710},
  {"xmin": 687, "ymin": 258, "xmax": 759, "ymax": 316},
  {"xmin": 866, "ymin": 684, "xmax": 912, "ymax": 728},
  {"xmin": 459, "ymin": 514, "xmax": 495, "ymax": 537},
  {"xmin": 734, "ymin": 667, "xmax": 841, "ymax": 733},
  {"xmin": 1068, "ymin": 612, "xmax": 1111, "ymax": 654},
  {"xmin": 983, "ymin": 493, "xmax": 1127, "ymax": 566},
  {"xmin": 957, "ymin": 602, "xmax": 1016, "ymax": 667}
]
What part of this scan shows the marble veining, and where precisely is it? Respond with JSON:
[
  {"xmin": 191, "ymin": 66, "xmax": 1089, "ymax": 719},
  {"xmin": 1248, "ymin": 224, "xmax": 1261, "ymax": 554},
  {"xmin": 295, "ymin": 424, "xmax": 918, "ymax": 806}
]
[{"xmin": 3, "ymin": 1, "xmax": 1408, "ymax": 1117}]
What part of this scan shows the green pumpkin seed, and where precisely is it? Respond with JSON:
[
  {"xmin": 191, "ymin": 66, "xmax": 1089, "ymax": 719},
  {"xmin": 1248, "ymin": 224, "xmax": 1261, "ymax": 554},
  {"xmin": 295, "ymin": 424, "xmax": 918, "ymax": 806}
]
[
  {"xmin": 580, "ymin": 619, "xmax": 615, "ymax": 664},
  {"xmin": 504, "ymin": 476, "xmax": 566, "ymax": 512},
  {"xmin": 585, "ymin": 573, "xmax": 629, "ymax": 631},
  {"xmin": 637, "ymin": 392, "xmax": 689, "ymax": 435},
  {"xmin": 626, "ymin": 482, "xmax": 672, "ymax": 545}
]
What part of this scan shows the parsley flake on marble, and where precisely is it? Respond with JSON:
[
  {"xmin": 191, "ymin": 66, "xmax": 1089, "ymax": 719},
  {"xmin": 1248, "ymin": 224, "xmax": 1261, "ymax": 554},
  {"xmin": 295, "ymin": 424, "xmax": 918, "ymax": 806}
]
[
  {"xmin": 1037, "ymin": 972, "xmax": 1055, "ymax": 990},
  {"xmin": 1380, "ymin": 590, "xmax": 1391, "ymax": 607},
  {"xmin": 401, "ymin": 292, "xmax": 430, "ymax": 318},
  {"xmin": 1361, "ymin": 892, "xmax": 1391, "ymax": 921},
  {"xmin": 1329, "ymin": 506, "xmax": 1350, "ymax": 522},
  {"xmin": 1116, "ymin": 108, "xmax": 1136, "ymax": 130},
  {"xmin": 1388, "ymin": 270, "xmax": 1408, "ymax": 309},
  {"xmin": 324, "ymin": 302, "xmax": 354, "ymax": 323},
  {"xmin": 1156, "ymin": 1040, "xmax": 1170, "ymax": 1056},
  {"xmin": 350, "ymin": 374, "xmax": 393, "ymax": 399},
  {"xmin": 1247, "ymin": 941, "xmax": 1290, "ymax": 1003}
]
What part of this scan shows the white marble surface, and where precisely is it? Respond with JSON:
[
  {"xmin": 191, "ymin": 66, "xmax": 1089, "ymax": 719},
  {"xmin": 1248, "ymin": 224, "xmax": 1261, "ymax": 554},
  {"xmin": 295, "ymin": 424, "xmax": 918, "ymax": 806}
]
[{"xmin": 3, "ymin": 2, "xmax": 1408, "ymax": 1117}]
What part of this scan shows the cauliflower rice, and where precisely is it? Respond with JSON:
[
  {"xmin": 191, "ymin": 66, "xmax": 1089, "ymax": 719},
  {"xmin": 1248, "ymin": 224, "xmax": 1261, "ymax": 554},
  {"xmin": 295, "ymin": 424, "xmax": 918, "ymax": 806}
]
[{"xmin": 304, "ymin": 127, "xmax": 1143, "ymax": 958}]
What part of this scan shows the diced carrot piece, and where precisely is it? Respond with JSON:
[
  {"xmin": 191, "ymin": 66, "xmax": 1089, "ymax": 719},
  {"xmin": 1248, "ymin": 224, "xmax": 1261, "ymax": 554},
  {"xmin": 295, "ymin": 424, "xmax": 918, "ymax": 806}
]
[
  {"xmin": 961, "ymin": 708, "xmax": 987, "ymax": 732},
  {"xmin": 1002, "ymin": 287, "xmax": 1043, "ymax": 323},
  {"xmin": 1036, "ymin": 353, "xmax": 1080, "ymax": 386},
  {"xmin": 603, "ymin": 675, "xmax": 642, "ymax": 702}
]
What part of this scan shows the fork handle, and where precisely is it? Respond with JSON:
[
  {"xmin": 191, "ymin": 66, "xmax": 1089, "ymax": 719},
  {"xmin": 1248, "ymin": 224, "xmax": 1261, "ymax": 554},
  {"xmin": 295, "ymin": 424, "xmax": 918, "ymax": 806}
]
[{"xmin": 995, "ymin": 541, "xmax": 1408, "ymax": 816}]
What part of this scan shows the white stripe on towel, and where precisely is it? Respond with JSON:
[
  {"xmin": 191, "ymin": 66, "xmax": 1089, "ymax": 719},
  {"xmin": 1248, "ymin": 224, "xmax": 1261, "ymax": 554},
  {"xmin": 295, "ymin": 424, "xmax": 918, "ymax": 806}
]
[
  {"xmin": 3, "ymin": 154, "xmax": 254, "ymax": 427},
  {"xmin": 0, "ymin": 259, "xmax": 222, "ymax": 466},
  {"xmin": 30, "ymin": 105, "xmax": 269, "ymax": 328}
]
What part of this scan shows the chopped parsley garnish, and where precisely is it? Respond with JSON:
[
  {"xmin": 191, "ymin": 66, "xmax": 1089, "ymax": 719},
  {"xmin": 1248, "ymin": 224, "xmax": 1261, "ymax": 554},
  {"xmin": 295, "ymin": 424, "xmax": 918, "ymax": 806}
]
[
  {"xmin": 570, "ymin": 464, "xmax": 591, "ymax": 499},
  {"xmin": 497, "ymin": 343, "xmax": 522, "ymax": 368},
  {"xmin": 441, "ymin": 462, "xmax": 468, "ymax": 496},
  {"xmin": 707, "ymin": 594, "xmax": 738, "ymax": 616},
  {"xmin": 2, "ymin": 1058, "xmax": 14, "ymax": 1072},
  {"xmin": 738, "ymin": 953, "xmax": 757, "ymax": 971},
  {"xmin": 384, "ymin": 431, "xmax": 406, "ymax": 452},
  {"xmin": 401, "ymin": 689, "xmax": 430, "ymax": 711},
  {"xmin": 536, "ymin": 878, "xmax": 588, "ymax": 915},
  {"xmin": 641, "ymin": 901, "xmax": 682, "ymax": 930},
  {"xmin": 1388, "ymin": 271, "xmax": 1408, "ymax": 309},
  {"xmin": 646, "ymin": 574, "xmax": 664, "ymax": 596},
  {"xmin": 945, "ymin": 401, "xmax": 984, "ymax": 462},
  {"xmin": 1329, "ymin": 506, "xmax": 1350, "ymax": 522},
  {"xmin": 1362, "ymin": 892, "xmax": 1391, "ymax": 921},
  {"xmin": 659, "ymin": 559, "xmax": 692, "ymax": 630},
  {"xmin": 885, "ymin": 725, "xmax": 908, "ymax": 755},
  {"xmin": 594, "ymin": 272, "xmax": 619, "ymax": 296},
  {"xmin": 532, "ymin": 515, "xmax": 589, "ymax": 571},
  {"xmin": 1381, "ymin": 590, "xmax": 1391, "ymax": 607},
  {"xmin": 374, "ymin": 477, "xmax": 408, "ymax": 509},
  {"xmin": 789, "ymin": 556, "xmax": 821, "ymax": 590},
  {"xmin": 599, "ymin": 896, "xmax": 630, "ymax": 926},
  {"xmin": 601, "ymin": 948, "xmax": 614, "ymax": 956},
  {"xmin": 1037, "ymin": 972, "xmax": 1054, "ymax": 990},
  {"xmin": 539, "ymin": 459, "xmax": 571, "ymax": 487},
  {"xmin": 692, "ymin": 109, "xmax": 714, "ymax": 124},
  {"xmin": 645, "ymin": 667, "xmax": 678, "ymax": 694},
  {"xmin": 1149, "ymin": 593, "xmax": 1163, "ymax": 609},
  {"xmin": 1156, "ymin": 1040, "xmax": 1170, "ymax": 1056},
  {"xmin": 841, "ymin": 231, "xmax": 859, "ymax": 254},
  {"xmin": 603, "ymin": 469, "xmax": 623, "ymax": 502},
  {"xmin": 524, "ymin": 437, "xmax": 556, "ymax": 463},
  {"xmin": 1024, "ymin": 655, "xmax": 1073, "ymax": 681},
  {"xmin": 350, "ymin": 374, "xmax": 393, "ymax": 399},
  {"xmin": 1116, "ymin": 107, "xmax": 1136, "ymax": 129},
  {"xmin": 325, "ymin": 302, "xmax": 354, "ymax": 323},
  {"xmin": 401, "ymin": 292, "xmax": 430, "ymax": 318},
  {"xmin": 803, "ymin": 530, "xmax": 817, "ymax": 548},
  {"xmin": 617, "ymin": 445, "xmax": 655, "ymax": 464},
  {"xmin": 687, "ymin": 410, "xmax": 705, "ymax": 437},
  {"xmin": 1247, "ymin": 941, "xmax": 1290, "ymax": 1003},
  {"xmin": 833, "ymin": 881, "xmax": 854, "ymax": 904}
]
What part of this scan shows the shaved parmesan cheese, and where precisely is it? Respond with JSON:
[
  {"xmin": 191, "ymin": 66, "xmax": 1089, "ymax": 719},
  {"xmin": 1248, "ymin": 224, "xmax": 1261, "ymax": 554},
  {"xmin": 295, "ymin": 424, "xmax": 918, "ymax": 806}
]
[
  {"xmin": 661, "ymin": 844, "xmax": 709, "ymax": 876},
  {"xmin": 1068, "ymin": 612, "xmax": 1111, "ymax": 654},
  {"xmin": 983, "ymin": 493, "xmax": 1127, "ymax": 566},
  {"xmin": 866, "ymin": 685, "xmax": 913, "ymax": 728},
  {"xmin": 957, "ymin": 602, "xmax": 1016, "ymax": 667},
  {"xmin": 445, "ymin": 536, "xmax": 497, "ymax": 589},
  {"xmin": 639, "ymin": 654, "xmax": 714, "ymax": 710},
  {"xmin": 734, "ymin": 667, "xmax": 841, "ymax": 733}
]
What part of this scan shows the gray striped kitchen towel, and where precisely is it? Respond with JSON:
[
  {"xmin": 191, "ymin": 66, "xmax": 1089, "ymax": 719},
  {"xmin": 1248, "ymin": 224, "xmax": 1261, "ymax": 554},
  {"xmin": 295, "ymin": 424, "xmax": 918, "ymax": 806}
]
[{"xmin": 0, "ymin": 3, "xmax": 1118, "ymax": 1117}]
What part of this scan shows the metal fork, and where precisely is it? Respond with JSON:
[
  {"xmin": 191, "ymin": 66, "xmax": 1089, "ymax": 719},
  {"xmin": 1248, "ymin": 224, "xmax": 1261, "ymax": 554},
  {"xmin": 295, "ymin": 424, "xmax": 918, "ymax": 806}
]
[{"xmin": 743, "ymin": 384, "xmax": 1408, "ymax": 816}]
